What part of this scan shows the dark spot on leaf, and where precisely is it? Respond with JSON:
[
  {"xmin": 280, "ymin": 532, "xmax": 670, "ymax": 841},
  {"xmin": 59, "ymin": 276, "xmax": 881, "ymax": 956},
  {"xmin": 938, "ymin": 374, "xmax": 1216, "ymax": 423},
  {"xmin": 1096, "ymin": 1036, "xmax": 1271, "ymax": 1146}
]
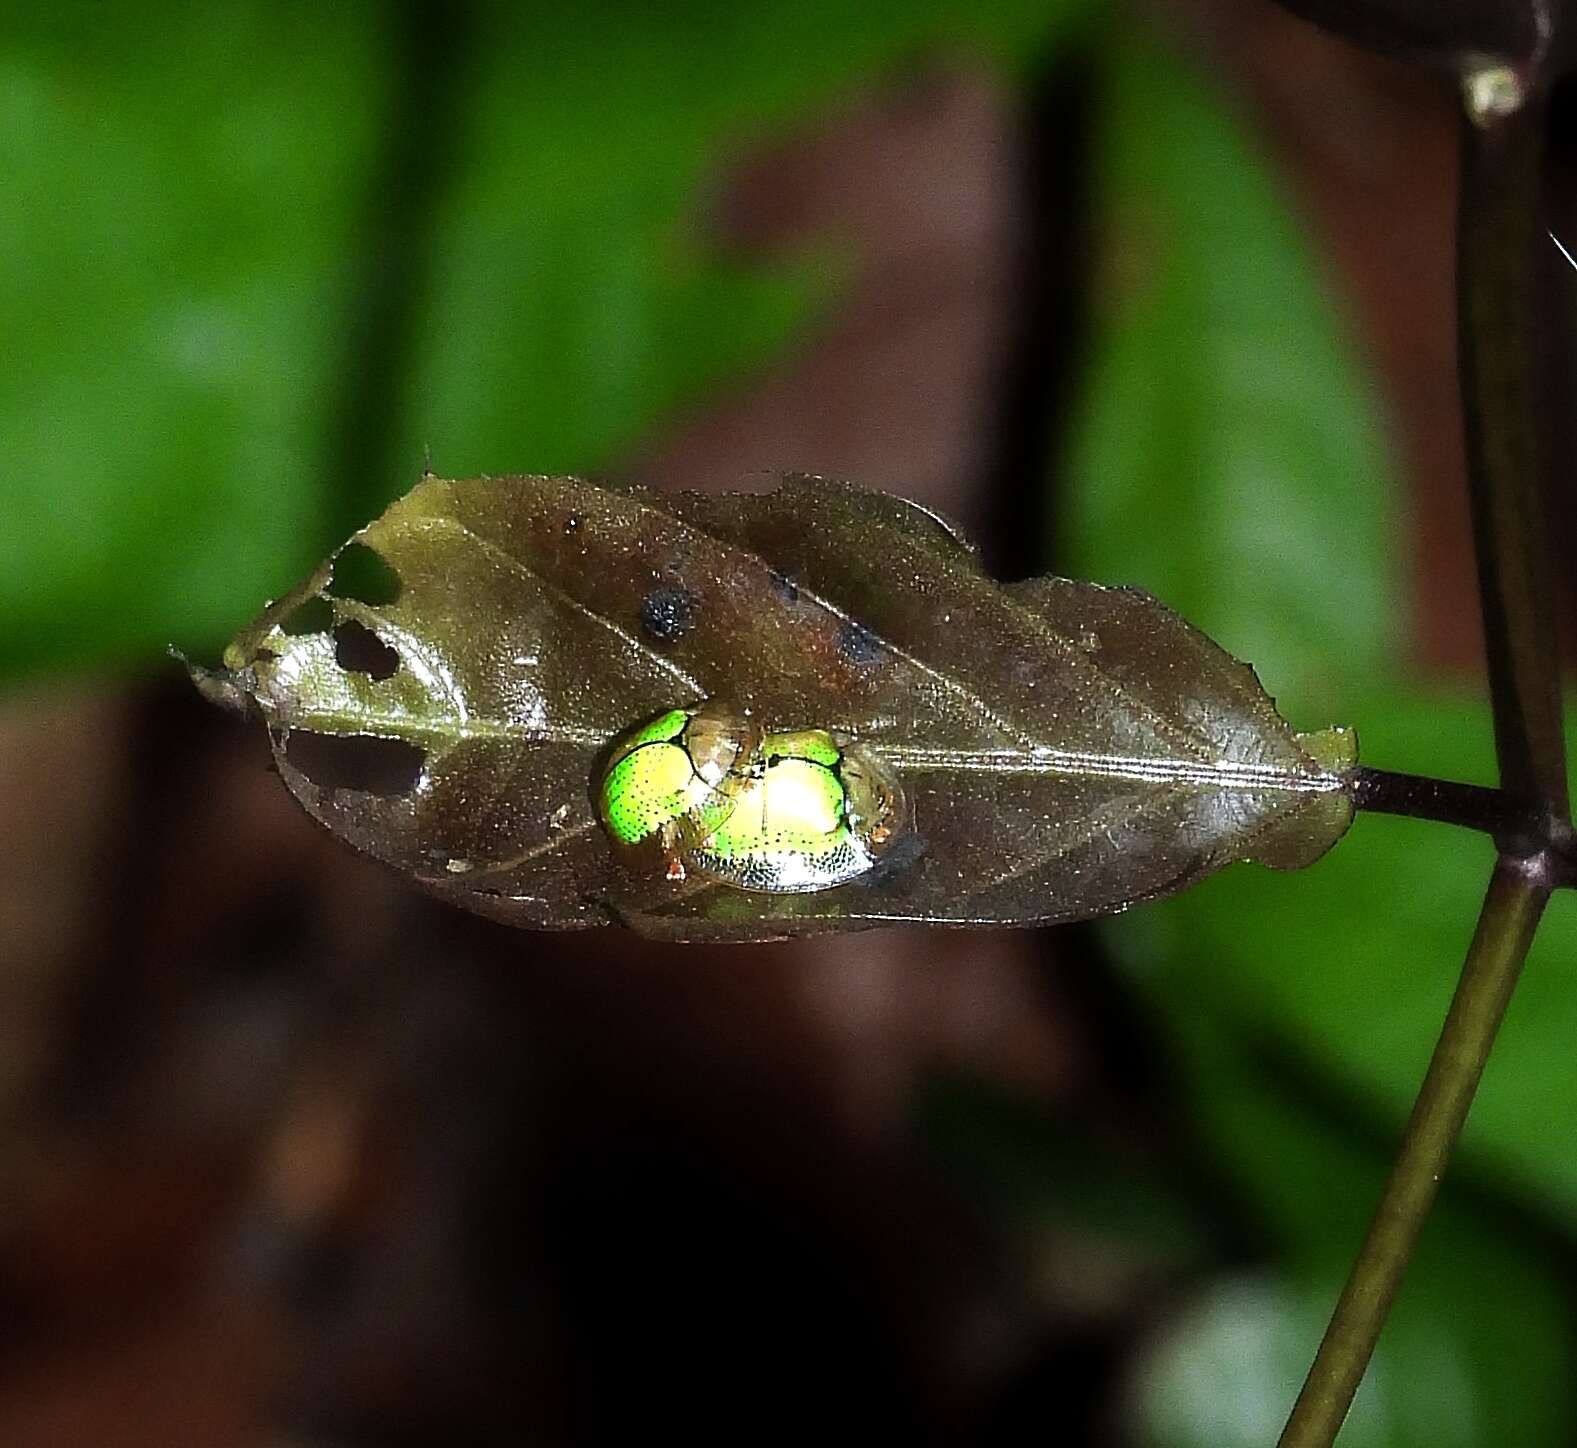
[
  {"xmin": 333, "ymin": 619, "xmax": 400, "ymax": 680},
  {"xmin": 837, "ymin": 620, "xmax": 883, "ymax": 666},
  {"xmin": 284, "ymin": 732, "xmax": 424, "ymax": 796},
  {"xmin": 768, "ymin": 568, "xmax": 799, "ymax": 604},
  {"xmin": 327, "ymin": 542, "xmax": 402, "ymax": 606},
  {"xmin": 280, "ymin": 595, "xmax": 334, "ymax": 636},
  {"xmin": 640, "ymin": 587, "xmax": 697, "ymax": 643}
]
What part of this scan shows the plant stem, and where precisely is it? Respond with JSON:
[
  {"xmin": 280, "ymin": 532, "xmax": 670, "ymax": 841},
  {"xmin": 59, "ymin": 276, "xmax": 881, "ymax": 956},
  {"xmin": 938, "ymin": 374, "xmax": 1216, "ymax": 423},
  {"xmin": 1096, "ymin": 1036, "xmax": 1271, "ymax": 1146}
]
[
  {"xmin": 1280, "ymin": 56, "xmax": 1571, "ymax": 1448},
  {"xmin": 1276, "ymin": 861, "xmax": 1549, "ymax": 1448},
  {"xmin": 1351, "ymin": 767, "xmax": 1577, "ymax": 886},
  {"xmin": 1349, "ymin": 766, "xmax": 1533, "ymax": 841},
  {"xmin": 1456, "ymin": 90, "xmax": 1568, "ymax": 824}
]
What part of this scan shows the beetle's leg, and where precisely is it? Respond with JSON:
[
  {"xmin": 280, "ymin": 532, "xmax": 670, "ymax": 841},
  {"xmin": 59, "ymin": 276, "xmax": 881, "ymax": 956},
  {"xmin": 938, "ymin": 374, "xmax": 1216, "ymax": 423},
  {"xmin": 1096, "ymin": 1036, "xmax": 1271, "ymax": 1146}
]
[{"xmin": 657, "ymin": 819, "xmax": 687, "ymax": 882}]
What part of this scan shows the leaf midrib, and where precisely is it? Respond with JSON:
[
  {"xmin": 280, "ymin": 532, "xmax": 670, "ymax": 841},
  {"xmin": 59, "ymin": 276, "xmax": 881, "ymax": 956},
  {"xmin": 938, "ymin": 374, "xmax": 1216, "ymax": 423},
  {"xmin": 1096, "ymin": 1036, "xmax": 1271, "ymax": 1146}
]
[{"xmin": 272, "ymin": 698, "xmax": 1337, "ymax": 795}]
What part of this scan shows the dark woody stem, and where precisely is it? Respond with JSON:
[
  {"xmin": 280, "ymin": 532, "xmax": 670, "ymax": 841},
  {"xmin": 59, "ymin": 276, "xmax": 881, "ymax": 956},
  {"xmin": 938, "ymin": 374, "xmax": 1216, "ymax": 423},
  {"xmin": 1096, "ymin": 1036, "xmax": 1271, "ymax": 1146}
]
[
  {"xmin": 1350, "ymin": 765, "xmax": 1527, "ymax": 839},
  {"xmin": 1351, "ymin": 766, "xmax": 1577, "ymax": 885}
]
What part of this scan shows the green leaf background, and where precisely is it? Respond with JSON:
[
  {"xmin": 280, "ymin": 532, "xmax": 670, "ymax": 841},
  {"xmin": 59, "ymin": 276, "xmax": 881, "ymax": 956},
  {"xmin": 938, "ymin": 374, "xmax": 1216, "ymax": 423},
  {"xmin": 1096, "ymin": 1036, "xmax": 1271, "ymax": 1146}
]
[
  {"xmin": 0, "ymin": 0, "xmax": 1084, "ymax": 674},
  {"xmin": 6, "ymin": 1, "xmax": 1575, "ymax": 1441},
  {"xmin": 1060, "ymin": 21, "xmax": 1577, "ymax": 1447}
]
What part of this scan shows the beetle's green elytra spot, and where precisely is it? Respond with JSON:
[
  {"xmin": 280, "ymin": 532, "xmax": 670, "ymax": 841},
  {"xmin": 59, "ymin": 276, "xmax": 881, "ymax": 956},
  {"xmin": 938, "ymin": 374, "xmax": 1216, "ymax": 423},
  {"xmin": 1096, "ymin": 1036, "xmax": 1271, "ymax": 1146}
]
[
  {"xmin": 687, "ymin": 751, "xmax": 871, "ymax": 893},
  {"xmin": 594, "ymin": 703, "xmax": 907, "ymax": 894},
  {"xmin": 759, "ymin": 728, "xmax": 842, "ymax": 769},
  {"xmin": 596, "ymin": 707, "xmax": 695, "ymax": 846},
  {"xmin": 697, "ymin": 757, "xmax": 845, "ymax": 860},
  {"xmin": 599, "ymin": 736, "xmax": 705, "ymax": 846},
  {"xmin": 596, "ymin": 702, "xmax": 760, "ymax": 854},
  {"xmin": 621, "ymin": 707, "xmax": 690, "ymax": 753}
]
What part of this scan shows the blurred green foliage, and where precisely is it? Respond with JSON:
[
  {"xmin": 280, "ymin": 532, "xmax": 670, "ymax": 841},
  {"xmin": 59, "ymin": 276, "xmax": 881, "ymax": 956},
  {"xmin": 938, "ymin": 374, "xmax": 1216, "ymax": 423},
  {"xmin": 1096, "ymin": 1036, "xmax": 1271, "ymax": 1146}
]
[
  {"xmin": 1063, "ymin": 21, "xmax": 1576, "ymax": 1448},
  {"xmin": 1062, "ymin": 24, "xmax": 1398, "ymax": 728},
  {"xmin": 0, "ymin": 0, "xmax": 1085, "ymax": 674},
  {"xmin": 1, "ymin": 5, "xmax": 387, "ymax": 673},
  {"xmin": 6, "ymin": 1, "xmax": 1572, "ymax": 1442}
]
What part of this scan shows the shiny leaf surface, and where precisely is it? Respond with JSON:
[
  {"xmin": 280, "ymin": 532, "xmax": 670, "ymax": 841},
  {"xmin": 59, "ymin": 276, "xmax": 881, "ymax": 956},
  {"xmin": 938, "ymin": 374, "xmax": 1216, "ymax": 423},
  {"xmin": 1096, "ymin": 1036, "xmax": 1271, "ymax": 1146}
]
[{"xmin": 196, "ymin": 474, "xmax": 1357, "ymax": 940}]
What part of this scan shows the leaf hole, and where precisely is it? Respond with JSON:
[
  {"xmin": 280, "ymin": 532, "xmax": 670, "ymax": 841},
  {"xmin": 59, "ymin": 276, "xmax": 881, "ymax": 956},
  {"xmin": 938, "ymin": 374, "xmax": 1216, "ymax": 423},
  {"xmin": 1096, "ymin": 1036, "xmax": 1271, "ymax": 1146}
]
[
  {"xmin": 284, "ymin": 732, "xmax": 425, "ymax": 796},
  {"xmin": 333, "ymin": 619, "xmax": 400, "ymax": 680},
  {"xmin": 327, "ymin": 542, "xmax": 402, "ymax": 606},
  {"xmin": 280, "ymin": 595, "xmax": 334, "ymax": 636}
]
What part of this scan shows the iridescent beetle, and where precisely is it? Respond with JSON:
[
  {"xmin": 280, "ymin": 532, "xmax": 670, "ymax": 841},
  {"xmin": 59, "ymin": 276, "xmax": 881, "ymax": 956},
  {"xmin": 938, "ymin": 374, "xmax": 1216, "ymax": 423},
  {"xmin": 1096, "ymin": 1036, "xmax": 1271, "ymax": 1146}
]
[
  {"xmin": 596, "ymin": 702, "xmax": 762, "ymax": 876},
  {"xmin": 595, "ymin": 702, "xmax": 905, "ymax": 893}
]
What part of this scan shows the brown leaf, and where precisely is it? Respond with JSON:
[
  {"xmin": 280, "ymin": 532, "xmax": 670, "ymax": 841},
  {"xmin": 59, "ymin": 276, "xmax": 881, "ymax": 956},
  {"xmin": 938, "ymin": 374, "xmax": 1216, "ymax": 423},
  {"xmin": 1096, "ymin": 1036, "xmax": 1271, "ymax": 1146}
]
[{"xmin": 193, "ymin": 474, "xmax": 1357, "ymax": 941}]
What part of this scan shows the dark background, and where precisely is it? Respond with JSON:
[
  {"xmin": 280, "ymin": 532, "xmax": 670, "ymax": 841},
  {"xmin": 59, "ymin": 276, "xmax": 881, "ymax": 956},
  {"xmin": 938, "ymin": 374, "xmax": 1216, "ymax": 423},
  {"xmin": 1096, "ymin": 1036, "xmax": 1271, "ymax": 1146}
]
[{"xmin": 3, "ymin": 1, "xmax": 1577, "ymax": 1443}]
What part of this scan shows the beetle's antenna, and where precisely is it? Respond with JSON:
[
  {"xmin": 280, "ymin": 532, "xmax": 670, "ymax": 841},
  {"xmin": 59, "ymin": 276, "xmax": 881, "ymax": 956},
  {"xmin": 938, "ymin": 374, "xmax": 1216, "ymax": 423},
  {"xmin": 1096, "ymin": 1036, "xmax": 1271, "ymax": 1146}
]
[{"xmin": 1550, "ymin": 229, "xmax": 1577, "ymax": 274}]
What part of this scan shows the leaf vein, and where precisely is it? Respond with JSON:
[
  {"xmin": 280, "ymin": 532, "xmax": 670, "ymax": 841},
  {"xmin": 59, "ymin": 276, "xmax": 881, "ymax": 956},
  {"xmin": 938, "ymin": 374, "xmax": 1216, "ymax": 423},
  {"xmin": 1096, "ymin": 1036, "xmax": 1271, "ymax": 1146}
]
[{"xmin": 411, "ymin": 513, "xmax": 707, "ymax": 699}]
